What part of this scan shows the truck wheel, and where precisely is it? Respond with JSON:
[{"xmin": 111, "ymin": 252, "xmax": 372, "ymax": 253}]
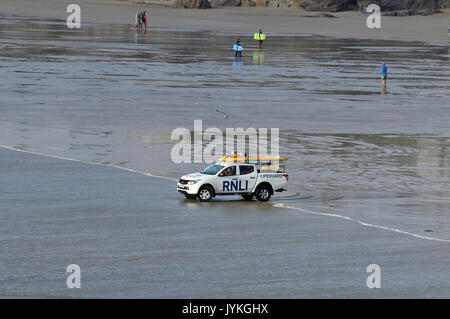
[
  {"xmin": 255, "ymin": 185, "xmax": 271, "ymax": 202},
  {"xmin": 184, "ymin": 194, "xmax": 197, "ymax": 200},
  {"xmin": 241, "ymin": 194, "xmax": 254, "ymax": 201},
  {"xmin": 198, "ymin": 186, "xmax": 213, "ymax": 202}
]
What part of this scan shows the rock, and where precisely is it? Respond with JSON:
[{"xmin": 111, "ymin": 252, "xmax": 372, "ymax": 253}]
[
  {"xmin": 263, "ymin": 0, "xmax": 293, "ymax": 7},
  {"xmin": 255, "ymin": 0, "xmax": 270, "ymax": 6},
  {"xmin": 173, "ymin": 0, "xmax": 212, "ymax": 8},
  {"xmin": 242, "ymin": 0, "xmax": 256, "ymax": 6},
  {"xmin": 211, "ymin": 0, "xmax": 242, "ymax": 6},
  {"xmin": 305, "ymin": 12, "xmax": 338, "ymax": 17},
  {"xmin": 382, "ymin": 9, "xmax": 436, "ymax": 16},
  {"xmin": 210, "ymin": 0, "xmax": 446, "ymax": 12},
  {"xmin": 357, "ymin": 0, "xmax": 441, "ymax": 13},
  {"xmin": 279, "ymin": 1, "xmax": 293, "ymax": 8},
  {"xmin": 293, "ymin": 0, "xmax": 357, "ymax": 12},
  {"xmin": 293, "ymin": 0, "xmax": 444, "ymax": 13},
  {"xmin": 267, "ymin": 1, "xmax": 279, "ymax": 7}
]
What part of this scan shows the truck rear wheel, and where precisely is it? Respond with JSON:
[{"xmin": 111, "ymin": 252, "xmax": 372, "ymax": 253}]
[
  {"xmin": 198, "ymin": 185, "xmax": 214, "ymax": 202},
  {"xmin": 255, "ymin": 185, "xmax": 271, "ymax": 202}
]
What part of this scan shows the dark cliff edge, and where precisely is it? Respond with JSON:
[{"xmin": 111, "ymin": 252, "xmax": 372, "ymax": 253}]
[{"xmin": 209, "ymin": 0, "xmax": 449, "ymax": 15}]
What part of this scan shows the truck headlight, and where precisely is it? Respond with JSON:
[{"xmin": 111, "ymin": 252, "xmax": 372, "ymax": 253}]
[{"xmin": 187, "ymin": 180, "xmax": 199, "ymax": 185}]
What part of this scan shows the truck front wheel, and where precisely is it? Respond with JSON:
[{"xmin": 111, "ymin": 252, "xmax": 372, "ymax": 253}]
[
  {"xmin": 198, "ymin": 185, "xmax": 214, "ymax": 202},
  {"xmin": 255, "ymin": 185, "xmax": 271, "ymax": 202}
]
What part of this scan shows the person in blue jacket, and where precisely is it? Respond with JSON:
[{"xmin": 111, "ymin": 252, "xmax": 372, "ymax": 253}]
[
  {"xmin": 381, "ymin": 63, "xmax": 387, "ymax": 83},
  {"xmin": 233, "ymin": 39, "xmax": 243, "ymax": 57},
  {"xmin": 381, "ymin": 62, "xmax": 387, "ymax": 94}
]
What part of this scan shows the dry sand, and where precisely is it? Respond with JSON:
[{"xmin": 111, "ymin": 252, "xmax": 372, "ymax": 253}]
[{"xmin": 1, "ymin": 0, "xmax": 449, "ymax": 45}]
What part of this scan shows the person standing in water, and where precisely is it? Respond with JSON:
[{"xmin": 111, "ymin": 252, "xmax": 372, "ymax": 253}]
[
  {"xmin": 381, "ymin": 62, "xmax": 387, "ymax": 94},
  {"xmin": 140, "ymin": 11, "xmax": 147, "ymax": 28},
  {"xmin": 253, "ymin": 29, "xmax": 265, "ymax": 48},
  {"xmin": 258, "ymin": 29, "xmax": 264, "ymax": 48},
  {"xmin": 135, "ymin": 11, "xmax": 140, "ymax": 28},
  {"xmin": 233, "ymin": 39, "xmax": 243, "ymax": 57},
  {"xmin": 141, "ymin": 11, "xmax": 148, "ymax": 28}
]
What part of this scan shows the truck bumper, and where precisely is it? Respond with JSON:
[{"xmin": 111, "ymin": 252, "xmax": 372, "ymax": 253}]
[{"xmin": 177, "ymin": 183, "xmax": 200, "ymax": 195}]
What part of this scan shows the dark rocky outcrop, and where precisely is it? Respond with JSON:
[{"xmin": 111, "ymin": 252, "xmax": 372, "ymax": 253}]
[
  {"xmin": 304, "ymin": 12, "xmax": 338, "ymax": 17},
  {"xmin": 242, "ymin": 0, "xmax": 294, "ymax": 7},
  {"xmin": 241, "ymin": 0, "xmax": 256, "ymax": 6},
  {"xmin": 357, "ymin": 0, "xmax": 442, "ymax": 12},
  {"xmin": 173, "ymin": 0, "xmax": 212, "ymax": 8},
  {"xmin": 293, "ymin": 0, "xmax": 357, "ymax": 12},
  {"xmin": 293, "ymin": 0, "xmax": 446, "ymax": 14},
  {"xmin": 211, "ymin": 0, "xmax": 242, "ymax": 6},
  {"xmin": 175, "ymin": 0, "xmax": 447, "ymax": 11}
]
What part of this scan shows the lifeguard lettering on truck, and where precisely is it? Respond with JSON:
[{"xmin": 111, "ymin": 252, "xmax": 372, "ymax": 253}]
[{"xmin": 177, "ymin": 154, "xmax": 288, "ymax": 202}]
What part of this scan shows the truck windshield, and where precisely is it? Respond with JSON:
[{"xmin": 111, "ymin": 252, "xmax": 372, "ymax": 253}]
[{"xmin": 201, "ymin": 164, "xmax": 224, "ymax": 175}]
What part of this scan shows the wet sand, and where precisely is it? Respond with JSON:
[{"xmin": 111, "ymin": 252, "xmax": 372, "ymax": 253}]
[
  {"xmin": 0, "ymin": 3, "xmax": 449, "ymax": 298},
  {"xmin": 1, "ymin": 147, "xmax": 450, "ymax": 298},
  {"xmin": 1, "ymin": 0, "xmax": 449, "ymax": 45},
  {"xmin": 1, "ymin": 17, "xmax": 448, "ymax": 241}
]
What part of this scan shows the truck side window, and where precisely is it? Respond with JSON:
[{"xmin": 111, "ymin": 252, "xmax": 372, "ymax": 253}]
[
  {"xmin": 239, "ymin": 165, "xmax": 254, "ymax": 175},
  {"xmin": 219, "ymin": 166, "xmax": 236, "ymax": 177}
]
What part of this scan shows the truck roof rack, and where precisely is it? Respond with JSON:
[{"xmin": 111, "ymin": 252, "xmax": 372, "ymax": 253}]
[
  {"xmin": 219, "ymin": 153, "xmax": 287, "ymax": 163},
  {"xmin": 218, "ymin": 153, "xmax": 287, "ymax": 172}
]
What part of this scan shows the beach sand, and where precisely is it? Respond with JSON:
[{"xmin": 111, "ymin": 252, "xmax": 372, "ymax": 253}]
[{"xmin": 1, "ymin": 0, "xmax": 449, "ymax": 45}]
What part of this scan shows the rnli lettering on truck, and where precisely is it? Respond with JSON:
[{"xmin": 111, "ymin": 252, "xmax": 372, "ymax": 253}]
[{"xmin": 223, "ymin": 180, "xmax": 248, "ymax": 191}]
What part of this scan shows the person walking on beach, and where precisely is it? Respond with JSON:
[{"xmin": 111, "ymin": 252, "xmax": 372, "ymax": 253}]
[
  {"xmin": 381, "ymin": 62, "xmax": 387, "ymax": 94},
  {"xmin": 141, "ymin": 11, "xmax": 148, "ymax": 28},
  {"xmin": 381, "ymin": 62, "xmax": 387, "ymax": 83},
  {"xmin": 135, "ymin": 11, "xmax": 140, "ymax": 28},
  {"xmin": 233, "ymin": 39, "xmax": 243, "ymax": 57},
  {"xmin": 253, "ymin": 29, "xmax": 266, "ymax": 48},
  {"xmin": 258, "ymin": 29, "xmax": 264, "ymax": 48}
]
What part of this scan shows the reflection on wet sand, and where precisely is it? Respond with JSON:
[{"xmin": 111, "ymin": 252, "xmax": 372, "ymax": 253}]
[
  {"xmin": 252, "ymin": 50, "xmax": 264, "ymax": 65},
  {"xmin": 232, "ymin": 57, "xmax": 242, "ymax": 67},
  {"xmin": 381, "ymin": 82, "xmax": 387, "ymax": 95},
  {"xmin": 134, "ymin": 28, "xmax": 149, "ymax": 44}
]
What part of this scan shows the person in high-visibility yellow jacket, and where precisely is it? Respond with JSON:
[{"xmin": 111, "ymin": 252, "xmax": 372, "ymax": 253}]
[{"xmin": 253, "ymin": 29, "xmax": 266, "ymax": 48}]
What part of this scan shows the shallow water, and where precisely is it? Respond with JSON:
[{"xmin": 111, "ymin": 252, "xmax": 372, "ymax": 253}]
[{"xmin": 0, "ymin": 17, "xmax": 449, "ymax": 239}]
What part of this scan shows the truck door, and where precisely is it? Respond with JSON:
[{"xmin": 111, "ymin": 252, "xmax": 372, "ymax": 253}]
[
  {"xmin": 238, "ymin": 165, "xmax": 257, "ymax": 193},
  {"xmin": 216, "ymin": 165, "xmax": 239, "ymax": 194}
]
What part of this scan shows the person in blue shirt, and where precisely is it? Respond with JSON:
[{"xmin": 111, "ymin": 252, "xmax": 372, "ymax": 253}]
[
  {"xmin": 233, "ymin": 39, "xmax": 243, "ymax": 57},
  {"xmin": 381, "ymin": 63, "xmax": 387, "ymax": 81},
  {"xmin": 381, "ymin": 62, "xmax": 387, "ymax": 94}
]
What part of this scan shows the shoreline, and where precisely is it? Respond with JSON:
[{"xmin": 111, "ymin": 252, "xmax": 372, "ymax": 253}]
[{"xmin": 1, "ymin": 0, "xmax": 449, "ymax": 46}]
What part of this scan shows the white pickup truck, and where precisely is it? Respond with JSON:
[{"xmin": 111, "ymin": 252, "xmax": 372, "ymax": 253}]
[{"xmin": 177, "ymin": 156, "xmax": 288, "ymax": 202}]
